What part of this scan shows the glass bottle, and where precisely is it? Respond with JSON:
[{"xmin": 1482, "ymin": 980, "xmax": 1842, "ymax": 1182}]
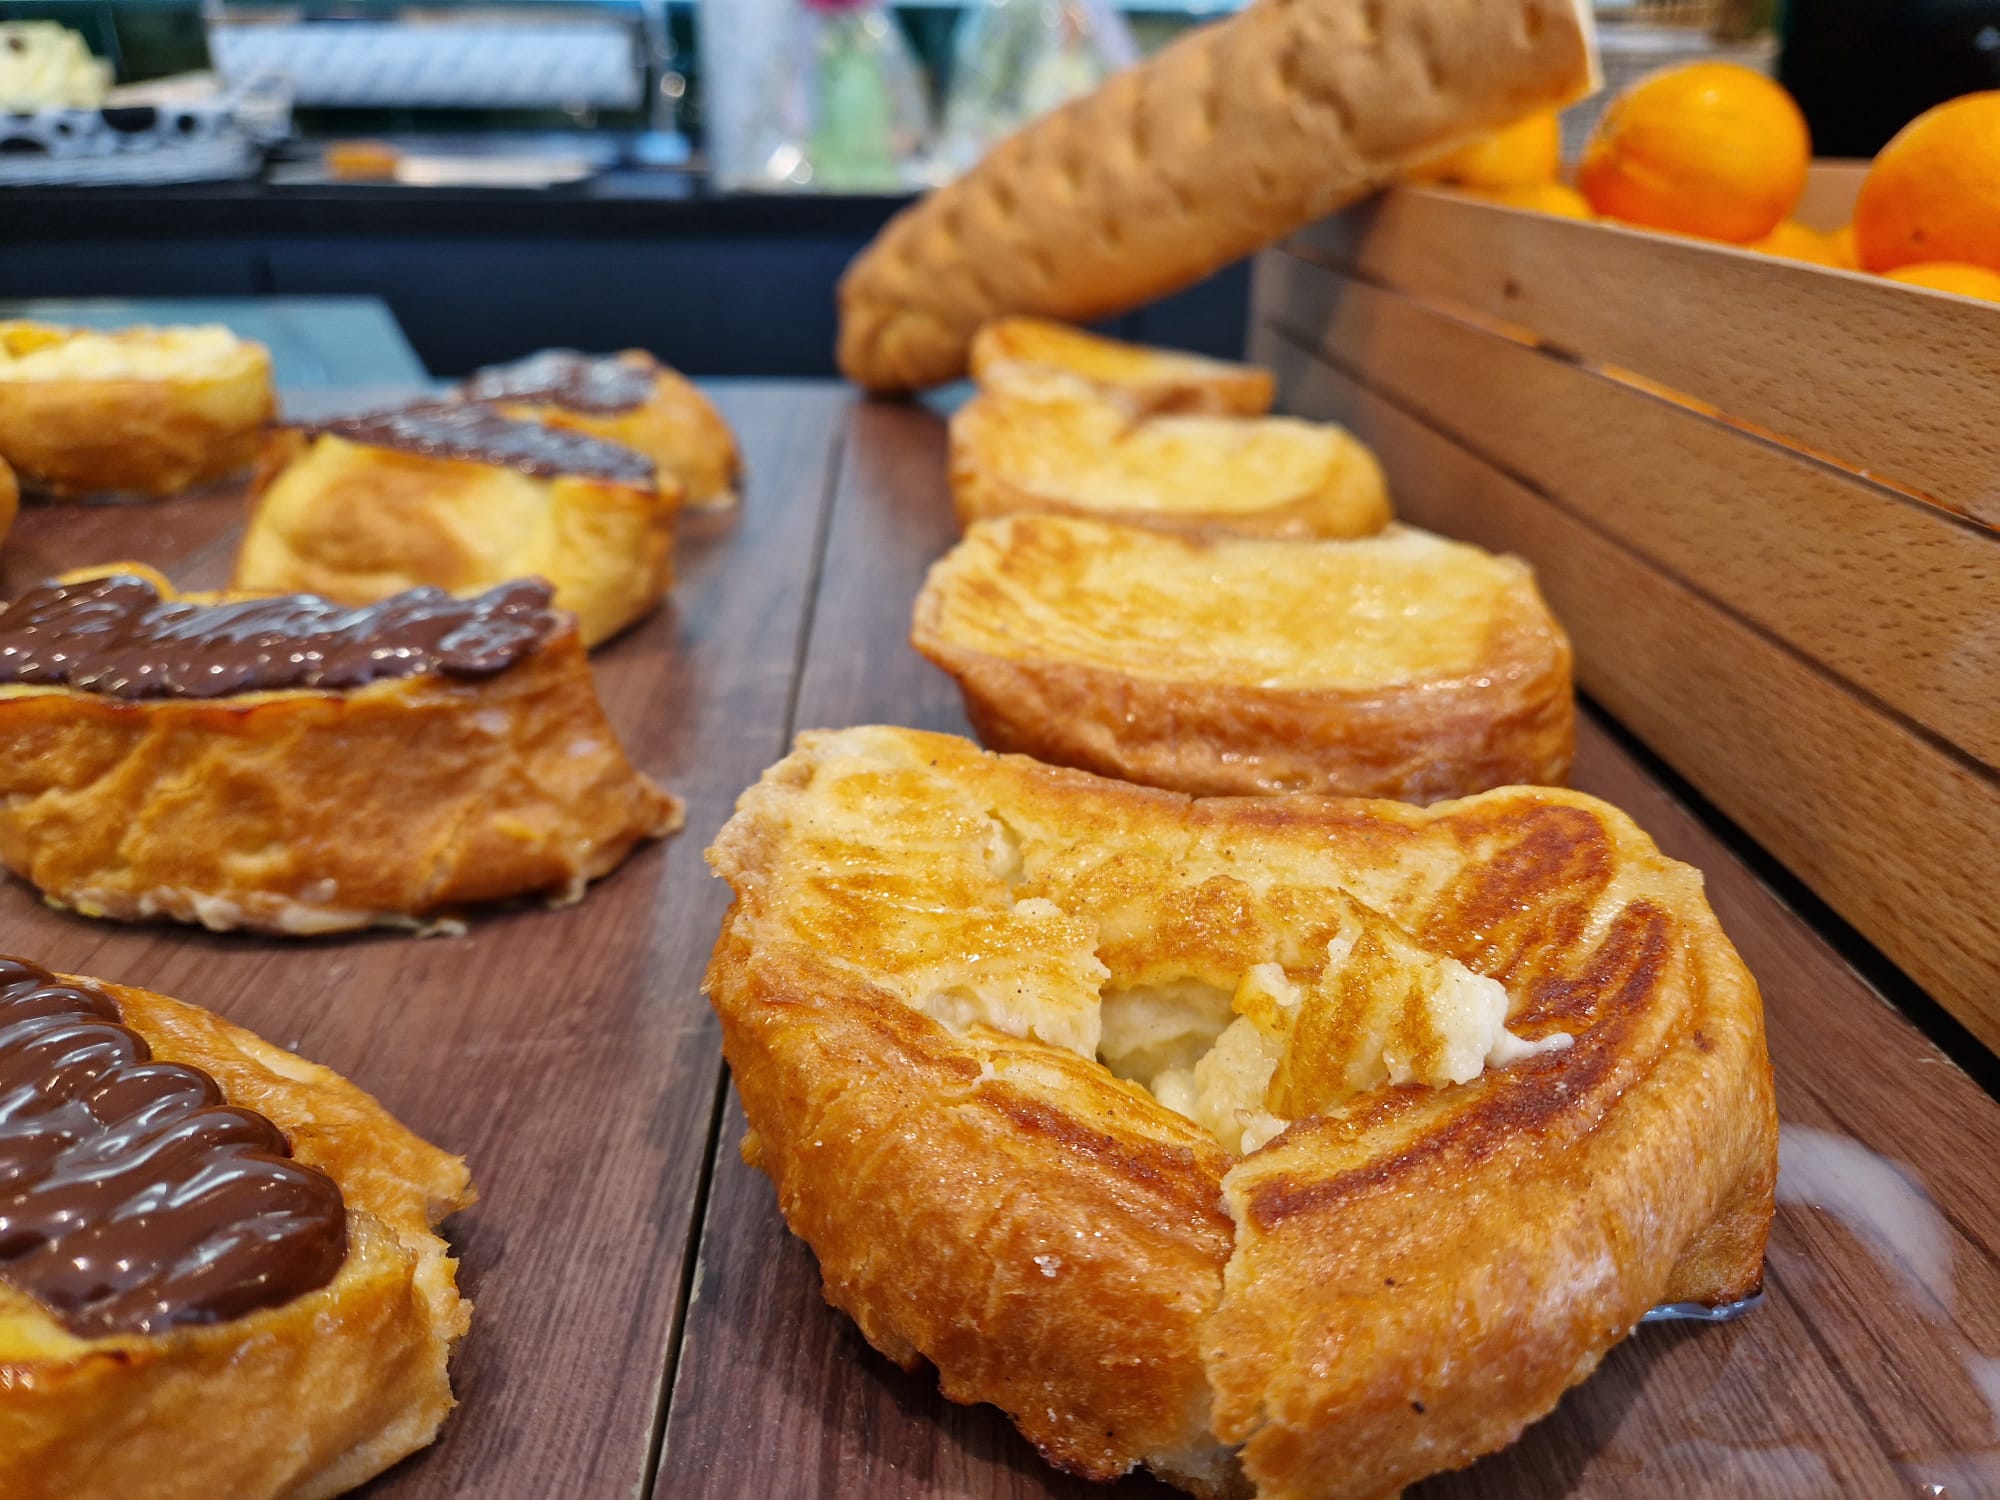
[
  {"xmin": 932, "ymin": 0, "xmax": 1138, "ymax": 180},
  {"xmin": 742, "ymin": 0, "xmax": 933, "ymax": 193}
]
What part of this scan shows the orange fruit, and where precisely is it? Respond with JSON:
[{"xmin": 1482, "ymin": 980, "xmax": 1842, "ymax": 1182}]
[
  {"xmin": 1751, "ymin": 220, "xmax": 1836, "ymax": 265},
  {"xmin": 1407, "ymin": 110, "xmax": 1562, "ymax": 190},
  {"xmin": 1881, "ymin": 262, "xmax": 2000, "ymax": 303},
  {"xmin": 1578, "ymin": 63, "xmax": 1810, "ymax": 243},
  {"xmin": 1826, "ymin": 223, "xmax": 1859, "ymax": 269},
  {"xmin": 1472, "ymin": 181, "xmax": 1594, "ymax": 220},
  {"xmin": 1854, "ymin": 93, "xmax": 2000, "ymax": 274}
]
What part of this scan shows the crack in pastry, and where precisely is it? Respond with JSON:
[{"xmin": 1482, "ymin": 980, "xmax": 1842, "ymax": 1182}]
[
  {"xmin": 455, "ymin": 349, "xmax": 743, "ymax": 511},
  {"xmin": 0, "ymin": 566, "xmax": 681, "ymax": 936},
  {"xmin": 0, "ymin": 954, "xmax": 475, "ymax": 1500},
  {"xmin": 914, "ymin": 515, "xmax": 1574, "ymax": 801},
  {"xmin": 949, "ymin": 369, "xmax": 1392, "ymax": 540},
  {"xmin": 705, "ymin": 726, "xmax": 1778, "ymax": 1499},
  {"xmin": 235, "ymin": 402, "xmax": 678, "ymax": 648},
  {"xmin": 0, "ymin": 321, "xmax": 276, "ymax": 500}
]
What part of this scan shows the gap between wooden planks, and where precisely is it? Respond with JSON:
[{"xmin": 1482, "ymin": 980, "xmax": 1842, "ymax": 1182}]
[
  {"xmin": 1248, "ymin": 311, "xmax": 2000, "ymax": 1057},
  {"xmin": 655, "ymin": 393, "xmax": 2000, "ymax": 1500}
]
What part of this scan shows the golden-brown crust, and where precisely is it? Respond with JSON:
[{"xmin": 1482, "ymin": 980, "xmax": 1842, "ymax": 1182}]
[
  {"xmin": 494, "ymin": 352, "xmax": 743, "ymax": 510},
  {"xmin": 705, "ymin": 726, "xmax": 1777, "ymax": 1498},
  {"xmin": 234, "ymin": 430, "xmax": 680, "ymax": 648},
  {"xmin": 949, "ymin": 378, "xmax": 1392, "ymax": 540},
  {"xmin": 0, "ymin": 323, "xmax": 275, "ymax": 498},
  {"xmin": 0, "ymin": 455, "xmax": 16, "ymax": 546},
  {"xmin": 0, "ymin": 570, "xmax": 681, "ymax": 935},
  {"xmin": 0, "ymin": 971, "xmax": 475, "ymax": 1500},
  {"xmin": 969, "ymin": 319, "xmax": 1275, "ymax": 416},
  {"xmin": 913, "ymin": 518, "xmax": 1574, "ymax": 800},
  {"xmin": 837, "ymin": 0, "xmax": 1599, "ymax": 392}
]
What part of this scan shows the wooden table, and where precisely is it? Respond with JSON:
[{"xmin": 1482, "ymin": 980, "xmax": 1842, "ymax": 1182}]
[{"xmin": 4, "ymin": 383, "xmax": 1997, "ymax": 1500}]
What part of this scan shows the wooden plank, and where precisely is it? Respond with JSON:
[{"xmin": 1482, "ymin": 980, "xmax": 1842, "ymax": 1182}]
[
  {"xmin": 0, "ymin": 381, "xmax": 850, "ymax": 1499},
  {"xmin": 1251, "ymin": 319, "xmax": 2000, "ymax": 1053},
  {"xmin": 1288, "ymin": 186, "xmax": 2000, "ymax": 524},
  {"xmin": 658, "ymin": 396, "xmax": 2000, "ymax": 1497},
  {"xmin": 1253, "ymin": 249, "xmax": 2000, "ymax": 769}
]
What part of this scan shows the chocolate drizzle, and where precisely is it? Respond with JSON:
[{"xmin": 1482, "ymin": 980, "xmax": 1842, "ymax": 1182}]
[
  {"xmin": 457, "ymin": 349, "xmax": 658, "ymax": 417},
  {"xmin": 0, "ymin": 573, "xmax": 563, "ymax": 700},
  {"xmin": 307, "ymin": 401, "xmax": 655, "ymax": 484},
  {"xmin": 0, "ymin": 956, "xmax": 347, "ymax": 1337}
]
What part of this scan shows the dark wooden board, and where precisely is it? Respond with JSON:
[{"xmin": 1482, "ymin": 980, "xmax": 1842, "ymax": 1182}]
[
  {"xmin": 8, "ymin": 383, "xmax": 1998, "ymax": 1500},
  {"xmin": 0, "ymin": 382, "xmax": 849, "ymax": 1500},
  {"xmin": 655, "ymin": 394, "xmax": 2000, "ymax": 1500}
]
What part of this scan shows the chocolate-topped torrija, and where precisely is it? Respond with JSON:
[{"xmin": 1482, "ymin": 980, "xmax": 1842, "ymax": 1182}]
[
  {"xmin": 457, "ymin": 348, "xmax": 657, "ymax": 416},
  {"xmin": 0, "ymin": 574, "xmax": 562, "ymax": 699},
  {"xmin": 0, "ymin": 955, "xmax": 347, "ymax": 1337},
  {"xmin": 304, "ymin": 401, "xmax": 655, "ymax": 485}
]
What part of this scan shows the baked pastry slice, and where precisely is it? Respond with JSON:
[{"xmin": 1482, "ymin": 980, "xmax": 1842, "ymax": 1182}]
[
  {"xmin": 913, "ymin": 516, "xmax": 1572, "ymax": 800},
  {"xmin": 0, "ymin": 566, "xmax": 681, "ymax": 935},
  {"xmin": 235, "ymin": 403, "xmax": 678, "ymax": 648},
  {"xmin": 838, "ymin": 0, "xmax": 1597, "ymax": 391},
  {"xmin": 0, "ymin": 321, "xmax": 275, "ymax": 498},
  {"xmin": 969, "ymin": 318, "xmax": 1275, "ymax": 416},
  {"xmin": 707, "ymin": 725, "xmax": 1777, "ymax": 1500},
  {"xmin": 455, "ymin": 348, "xmax": 743, "ymax": 510},
  {"xmin": 950, "ymin": 370, "xmax": 1391, "ymax": 539},
  {"xmin": 0, "ymin": 952, "xmax": 473, "ymax": 1500}
]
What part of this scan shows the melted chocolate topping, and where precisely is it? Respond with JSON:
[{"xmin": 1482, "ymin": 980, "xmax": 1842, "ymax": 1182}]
[
  {"xmin": 307, "ymin": 401, "xmax": 655, "ymax": 484},
  {"xmin": 0, "ymin": 956, "xmax": 347, "ymax": 1338},
  {"xmin": 457, "ymin": 349, "xmax": 658, "ymax": 417},
  {"xmin": 0, "ymin": 573, "xmax": 563, "ymax": 700}
]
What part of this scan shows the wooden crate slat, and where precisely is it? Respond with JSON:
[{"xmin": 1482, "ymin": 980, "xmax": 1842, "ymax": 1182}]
[
  {"xmin": 1288, "ymin": 187, "xmax": 2000, "ymax": 526},
  {"xmin": 1254, "ymin": 249, "xmax": 2000, "ymax": 770},
  {"xmin": 1252, "ymin": 320, "xmax": 2000, "ymax": 1051}
]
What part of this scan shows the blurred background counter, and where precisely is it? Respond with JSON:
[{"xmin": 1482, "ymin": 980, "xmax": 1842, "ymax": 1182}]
[{"xmin": 1, "ymin": 0, "xmax": 1987, "ymax": 379}]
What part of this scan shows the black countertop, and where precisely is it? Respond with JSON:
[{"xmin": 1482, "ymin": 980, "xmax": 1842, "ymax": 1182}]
[{"xmin": 0, "ymin": 169, "xmax": 915, "ymax": 239}]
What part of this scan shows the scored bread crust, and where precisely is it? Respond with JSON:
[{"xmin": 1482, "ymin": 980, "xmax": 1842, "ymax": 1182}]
[
  {"xmin": 969, "ymin": 319, "xmax": 1276, "ymax": 416},
  {"xmin": 838, "ymin": 0, "xmax": 1598, "ymax": 392},
  {"xmin": 912, "ymin": 518, "xmax": 1574, "ymax": 800},
  {"xmin": 0, "ymin": 568, "xmax": 681, "ymax": 935},
  {"xmin": 0, "ymin": 970, "xmax": 474, "ymax": 1500},
  {"xmin": 235, "ymin": 429, "xmax": 680, "ymax": 649},
  {"xmin": 483, "ymin": 353, "xmax": 743, "ymax": 511},
  {"xmin": 705, "ymin": 726, "xmax": 1777, "ymax": 1499},
  {"xmin": 949, "ymin": 377, "xmax": 1392, "ymax": 540},
  {"xmin": 0, "ymin": 323, "xmax": 275, "ymax": 498}
]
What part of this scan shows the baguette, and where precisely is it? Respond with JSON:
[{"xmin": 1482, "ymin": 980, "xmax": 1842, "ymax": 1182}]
[{"xmin": 838, "ymin": 0, "xmax": 1597, "ymax": 392}]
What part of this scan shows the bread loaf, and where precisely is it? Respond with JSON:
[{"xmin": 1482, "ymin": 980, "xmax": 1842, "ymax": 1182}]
[{"xmin": 837, "ymin": 0, "xmax": 1597, "ymax": 392}]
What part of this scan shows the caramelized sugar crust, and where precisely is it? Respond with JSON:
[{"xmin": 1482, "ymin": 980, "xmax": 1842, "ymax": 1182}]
[
  {"xmin": 969, "ymin": 319, "xmax": 1276, "ymax": 416},
  {"xmin": 914, "ymin": 517, "xmax": 1574, "ymax": 800},
  {"xmin": 948, "ymin": 371, "xmax": 1392, "ymax": 541},
  {"xmin": 0, "ymin": 971, "xmax": 474, "ymax": 1500},
  {"xmin": 705, "ymin": 727, "xmax": 1778, "ymax": 1500}
]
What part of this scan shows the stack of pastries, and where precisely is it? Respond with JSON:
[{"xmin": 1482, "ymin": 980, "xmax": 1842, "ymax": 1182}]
[
  {"xmin": 921, "ymin": 319, "xmax": 1574, "ymax": 802},
  {"xmin": 709, "ymin": 289, "xmax": 1769, "ymax": 1497}
]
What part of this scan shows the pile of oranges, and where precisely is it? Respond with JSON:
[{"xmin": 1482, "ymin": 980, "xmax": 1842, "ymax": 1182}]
[{"xmin": 1407, "ymin": 64, "xmax": 2000, "ymax": 305}]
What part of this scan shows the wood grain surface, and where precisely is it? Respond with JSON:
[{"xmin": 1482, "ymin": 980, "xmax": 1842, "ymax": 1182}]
[
  {"xmin": 1292, "ymin": 185, "xmax": 2000, "ymax": 525},
  {"xmin": 1246, "ymin": 283, "xmax": 2000, "ymax": 1056},
  {"xmin": 1255, "ymin": 248, "xmax": 2000, "ymax": 769},
  {"xmin": 4, "ymin": 383, "xmax": 1997, "ymax": 1499}
]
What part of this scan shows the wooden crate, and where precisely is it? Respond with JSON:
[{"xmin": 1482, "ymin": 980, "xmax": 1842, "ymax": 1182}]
[{"xmin": 1250, "ymin": 171, "xmax": 2000, "ymax": 1051}]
